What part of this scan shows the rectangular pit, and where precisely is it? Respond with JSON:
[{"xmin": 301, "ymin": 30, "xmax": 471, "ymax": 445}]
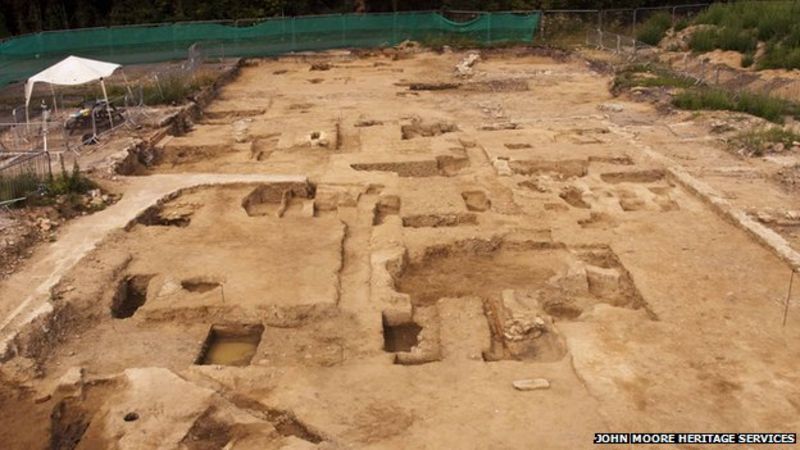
[
  {"xmin": 111, "ymin": 275, "xmax": 154, "ymax": 319},
  {"xmin": 382, "ymin": 315, "xmax": 421, "ymax": 353},
  {"xmin": 195, "ymin": 324, "xmax": 264, "ymax": 366}
]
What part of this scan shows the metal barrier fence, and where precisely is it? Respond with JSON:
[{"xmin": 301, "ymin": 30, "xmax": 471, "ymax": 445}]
[
  {"xmin": 535, "ymin": 4, "xmax": 710, "ymax": 46},
  {"xmin": 586, "ymin": 26, "xmax": 800, "ymax": 103},
  {"xmin": 0, "ymin": 151, "xmax": 52, "ymax": 202}
]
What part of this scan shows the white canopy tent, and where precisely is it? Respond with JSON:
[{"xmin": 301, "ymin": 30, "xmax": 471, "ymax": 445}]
[{"xmin": 24, "ymin": 56, "xmax": 121, "ymax": 128}]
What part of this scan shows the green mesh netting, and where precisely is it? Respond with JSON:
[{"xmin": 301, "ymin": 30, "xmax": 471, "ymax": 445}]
[{"xmin": 0, "ymin": 11, "xmax": 540, "ymax": 86}]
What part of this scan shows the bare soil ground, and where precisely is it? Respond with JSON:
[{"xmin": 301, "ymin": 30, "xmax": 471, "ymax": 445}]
[{"xmin": 0, "ymin": 47, "xmax": 799, "ymax": 449}]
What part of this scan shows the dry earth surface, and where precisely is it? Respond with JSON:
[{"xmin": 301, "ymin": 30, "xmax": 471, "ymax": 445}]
[{"xmin": 1, "ymin": 46, "xmax": 799, "ymax": 449}]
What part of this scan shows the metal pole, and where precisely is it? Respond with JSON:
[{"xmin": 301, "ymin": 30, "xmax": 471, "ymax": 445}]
[
  {"xmin": 783, "ymin": 271, "xmax": 794, "ymax": 327},
  {"xmin": 100, "ymin": 78, "xmax": 114, "ymax": 130},
  {"xmin": 291, "ymin": 16, "xmax": 296, "ymax": 50},
  {"xmin": 50, "ymin": 84, "xmax": 58, "ymax": 115},
  {"xmin": 41, "ymin": 102, "xmax": 48, "ymax": 153}
]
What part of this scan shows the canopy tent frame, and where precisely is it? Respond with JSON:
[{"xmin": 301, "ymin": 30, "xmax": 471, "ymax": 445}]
[{"xmin": 24, "ymin": 56, "xmax": 124, "ymax": 142}]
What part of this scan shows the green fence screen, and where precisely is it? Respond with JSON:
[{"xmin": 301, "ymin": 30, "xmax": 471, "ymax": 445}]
[{"xmin": 0, "ymin": 11, "xmax": 540, "ymax": 86}]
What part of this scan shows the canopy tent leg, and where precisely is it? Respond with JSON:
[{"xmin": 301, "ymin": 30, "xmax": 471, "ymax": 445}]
[
  {"xmin": 49, "ymin": 84, "xmax": 58, "ymax": 115},
  {"xmin": 100, "ymin": 78, "xmax": 114, "ymax": 130}
]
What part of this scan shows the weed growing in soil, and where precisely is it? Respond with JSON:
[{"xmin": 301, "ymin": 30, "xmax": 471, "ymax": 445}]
[
  {"xmin": 730, "ymin": 127, "xmax": 800, "ymax": 156},
  {"xmin": 690, "ymin": 1, "xmax": 800, "ymax": 69},
  {"xmin": 636, "ymin": 12, "xmax": 672, "ymax": 46},
  {"xmin": 49, "ymin": 160, "xmax": 95, "ymax": 196},
  {"xmin": 106, "ymin": 71, "xmax": 217, "ymax": 106},
  {"xmin": 612, "ymin": 64, "xmax": 695, "ymax": 92},
  {"xmin": 672, "ymin": 88, "xmax": 800, "ymax": 123}
]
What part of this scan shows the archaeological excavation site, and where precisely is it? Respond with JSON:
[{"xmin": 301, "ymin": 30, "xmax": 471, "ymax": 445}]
[{"xmin": 2, "ymin": 9, "xmax": 800, "ymax": 449}]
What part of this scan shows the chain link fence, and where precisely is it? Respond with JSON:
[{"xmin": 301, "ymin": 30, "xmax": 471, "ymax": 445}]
[
  {"xmin": 586, "ymin": 18, "xmax": 800, "ymax": 103},
  {"xmin": 535, "ymin": 4, "xmax": 709, "ymax": 47}
]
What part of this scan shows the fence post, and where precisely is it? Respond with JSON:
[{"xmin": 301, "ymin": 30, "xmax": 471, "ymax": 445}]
[
  {"xmin": 598, "ymin": 9, "xmax": 604, "ymax": 32},
  {"xmin": 616, "ymin": 34, "xmax": 621, "ymax": 53},
  {"xmin": 45, "ymin": 151, "xmax": 52, "ymax": 180},
  {"xmin": 487, "ymin": 12, "xmax": 492, "ymax": 43},
  {"xmin": 290, "ymin": 16, "xmax": 296, "ymax": 51}
]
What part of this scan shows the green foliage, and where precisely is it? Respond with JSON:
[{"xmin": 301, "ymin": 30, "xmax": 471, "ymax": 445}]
[
  {"xmin": 758, "ymin": 43, "xmax": 800, "ymax": 70},
  {"xmin": 48, "ymin": 160, "xmax": 95, "ymax": 196},
  {"xmin": 613, "ymin": 63, "xmax": 694, "ymax": 91},
  {"xmin": 688, "ymin": 28, "xmax": 718, "ymax": 52},
  {"xmin": 691, "ymin": 1, "xmax": 800, "ymax": 70},
  {"xmin": 636, "ymin": 12, "xmax": 671, "ymax": 46},
  {"xmin": 0, "ymin": 171, "xmax": 40, "ymax": 202},
  {"xmin": 106, "ymin": 71, "xmax": 216, "ymax": 106},
  {"xmin": 0, "ymin": 157, "xmax": 93, "ymax": 202},
  {"xmin": 0, "ymin": 10, "xmax": 10, "ymax": 37},
  {"xmin": 731, "ymin": 126, "xmax": 800, "ymax": 156},
  {"xmin": 673, "ymin": 17, "xmax": 690, "ymax": 32},
  {"xmin": 688, "ymin": 27, "xmax": 757, "ymax": 54},
  {"xmin": 741, "ymin": 52, "xmax": 754, "ymax": 68},
  {"xmin": 672, "ymin": 88, "xmax": 800, "ymax": 123},
  {"xmin": 716, "ymin": 27, "xmax": 757, "ymax": 53}
]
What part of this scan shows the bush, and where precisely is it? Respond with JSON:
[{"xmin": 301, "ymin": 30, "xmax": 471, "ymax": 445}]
[
  {"xmin": 48, "ymin": 160, "xmax": 95, "ymax": 196},
  {"xmin": 716, "ymin": 28, "xmax": 758, "ymax": 53},
  {"xmin": 741, "ymin": 53, "xmax": 755, "ymax": 67},
  {"xmin": 672, "ymin": 88, "xmax": 799, "ymax": 123},
  {"xmin": 103, "ymin": 71, "xmax": 217, "ymax": 106},
  {"xmin": 636, "ymin": 12, "xmax": 672, "ymax": 46},
  {"xmin": 689, "ymin": 28, "xmax": 719, "ymax": 52},
  {"xmin": 731, "ymin": 127, "xmax": 800, "ymax": 156},
  {"xmin": 0, "ymin": 171, "xmax": 41, "ymax": 202},
  {"xmin": 691, "ymin": 1, "xmax": 800, "ymax": 70},
  {"xmin": 674, "ymin": 18, "xmax": 690, "ymax": 32},
  {"xmin": 612, "ymin": 64, "xmax": 695, "ymax": 92}
]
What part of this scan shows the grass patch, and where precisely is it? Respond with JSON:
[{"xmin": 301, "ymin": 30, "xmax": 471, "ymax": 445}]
[
  {"xmin": 688, "ymin": 27, "xmax": 758, "ymax": 54},
  {"xmin": 688, "ymin": 27, "xmax": 719, "ymax": 53},
  {"xmin": 691, "ymin": 1, "xmax": 800, "ymax": 69},
  {"xmin": 730, "ymin": 127, "xmax": 800, "ymax": 156},
  {"xmin": 612, "ymin": 64, "xmax": 695, "ymax": 92},
  {"xmin": 0, "ymin": 171, "xmax": 40, "ymax": 202},
  {"xmin": 106, "ymin": 70, "xmax": 217, "ymax": 106},
  {"xmin": 636, "ymin": 12, "xmax": 672, "ymax": 46},
  {"xmin": 672, "ymin": 88, "xmax": 800, "ymax": 123},
  {"xmin": 48, "ymin": 160, "xmax": 95, "ymax": 196},
  {"xmin": 674, "ymin": 17, "xmax": 691, "ymax": 32},
  {"xmin": 0, "ymin": 158, "xmax": 95, "ymax": 203}
]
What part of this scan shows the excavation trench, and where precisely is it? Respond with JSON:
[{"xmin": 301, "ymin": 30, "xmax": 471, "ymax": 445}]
[{"xmin": 195, "ymin": 324, "xmax": 264, "ymax": 366}]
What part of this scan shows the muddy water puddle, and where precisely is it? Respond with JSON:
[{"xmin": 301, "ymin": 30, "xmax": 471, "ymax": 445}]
[{"xmin": 196, "ymin": 324, "xmax": 263, "ymax": 366}]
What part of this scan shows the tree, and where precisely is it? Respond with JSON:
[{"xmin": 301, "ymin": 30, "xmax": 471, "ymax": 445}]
[{"xmin": 0, "ymin": 10, "xmax": 11, "ymax": 37}]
